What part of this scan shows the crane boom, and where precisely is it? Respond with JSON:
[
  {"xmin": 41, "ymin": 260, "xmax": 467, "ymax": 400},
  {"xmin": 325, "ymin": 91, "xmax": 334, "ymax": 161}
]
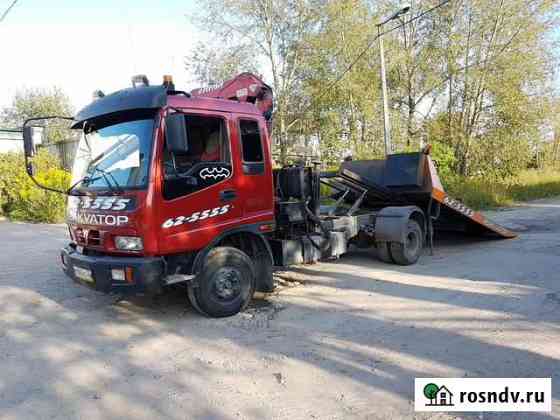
[{"xmin": 191, "ymin": 73, "xmax": 273, "ymax": 129}]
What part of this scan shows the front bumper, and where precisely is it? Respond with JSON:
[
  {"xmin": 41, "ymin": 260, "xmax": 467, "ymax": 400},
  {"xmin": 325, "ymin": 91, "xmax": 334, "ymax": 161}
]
[{"xmin": 61, "ymin": 245, "xmax": 165, "ymax": 295}]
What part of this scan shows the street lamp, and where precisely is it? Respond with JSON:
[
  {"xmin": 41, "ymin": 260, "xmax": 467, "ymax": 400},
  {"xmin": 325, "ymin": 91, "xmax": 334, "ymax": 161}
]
[{"xmin": 377, "ymin": 4, "xmax": 411, "ymax": 156}]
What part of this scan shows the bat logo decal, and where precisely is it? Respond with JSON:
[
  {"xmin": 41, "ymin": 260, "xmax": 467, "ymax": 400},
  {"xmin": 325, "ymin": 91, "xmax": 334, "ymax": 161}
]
[{"xmin": 199, "ymin": 166, "xmax": 231, "ymax": 180}]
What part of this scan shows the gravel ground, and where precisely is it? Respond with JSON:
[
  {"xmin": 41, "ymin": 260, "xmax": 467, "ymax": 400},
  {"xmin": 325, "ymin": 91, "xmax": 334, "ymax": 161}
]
[{"xmin": 1, "ymin": 198, "xmax": 559, "ymax": 420}]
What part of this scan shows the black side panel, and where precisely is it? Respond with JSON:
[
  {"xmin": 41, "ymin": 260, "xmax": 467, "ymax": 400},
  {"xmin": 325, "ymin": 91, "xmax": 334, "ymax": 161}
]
[
  {"xmin": 340, "ymin": 160, "xmax": 386, "ymax": 188},
  {"xmin": 384, "ymin": 153, "xmax": 426, "ymax": 189},
  {"xmin": 275, "ymin": 166, "xmax": 312, "ymax": 200},
  {"xmin": 340, "ymin": 153, "xmax": 426, "ymax": 191}
]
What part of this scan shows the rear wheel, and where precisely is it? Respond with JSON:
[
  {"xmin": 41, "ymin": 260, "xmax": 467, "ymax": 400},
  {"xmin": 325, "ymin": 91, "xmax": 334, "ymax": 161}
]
[
  {"xmin": 188, "ymin": 247, "xmax": 256, "ymax": 318},
  {"xmin": 375, "ymin": 242, "xmax": 394, "ymax": 263},
  {"xmin": 389, "ymin": 220, "xmax": 423, "ymax": 265}
]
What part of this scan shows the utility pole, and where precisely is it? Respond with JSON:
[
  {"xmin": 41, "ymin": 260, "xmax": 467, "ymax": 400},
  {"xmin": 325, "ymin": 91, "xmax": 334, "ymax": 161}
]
[
  {"xmin": 377, "ymin": 4, "xmax": 411, "ymax": 156},
  {"xmin": 377, "ymin": 25, "xmax": 392, "ymax": 156}
]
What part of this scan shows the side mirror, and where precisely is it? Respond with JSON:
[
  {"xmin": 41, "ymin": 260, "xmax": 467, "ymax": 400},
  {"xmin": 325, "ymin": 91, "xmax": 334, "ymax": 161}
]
[
  {"xmin": 23, "ymin": 126, "xmax": 41, "ymax": 158},
  {"xmin": 21, "ymin": 116, "xmax": 74, "ymax": 196},
  {"xmin": 165, "ymin": 113, "xmax": 189, "ymax": 154}
]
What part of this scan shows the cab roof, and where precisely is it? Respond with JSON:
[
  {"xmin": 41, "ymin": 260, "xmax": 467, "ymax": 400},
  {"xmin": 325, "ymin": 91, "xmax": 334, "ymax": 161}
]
[{"xmin": 72, "ymin": 85, "xmax": 262, "ymax": 128}]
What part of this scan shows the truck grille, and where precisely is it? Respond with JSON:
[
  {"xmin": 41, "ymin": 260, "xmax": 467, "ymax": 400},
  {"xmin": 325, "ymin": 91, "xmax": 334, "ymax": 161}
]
[{"xmin": 75, "ymin": 228, "xmax": 102, "ymax": 247}]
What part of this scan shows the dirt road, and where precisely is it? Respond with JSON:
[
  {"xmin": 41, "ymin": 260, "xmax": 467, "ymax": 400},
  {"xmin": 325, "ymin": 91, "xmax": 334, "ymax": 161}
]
[{"xmin": 1, "ymin": 198, "xmax": 559, "ymax": 419}]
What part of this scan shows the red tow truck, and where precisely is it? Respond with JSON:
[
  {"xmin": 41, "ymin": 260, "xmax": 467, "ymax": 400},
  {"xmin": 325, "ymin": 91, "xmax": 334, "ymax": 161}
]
[{"xmin": 22, "ymin": 73, "xmax": 515, "ymax": 317}]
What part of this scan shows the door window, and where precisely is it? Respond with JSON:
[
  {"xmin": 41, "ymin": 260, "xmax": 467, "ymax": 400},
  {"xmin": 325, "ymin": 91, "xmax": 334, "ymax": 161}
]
[
  {"xmin": 239, "ymin": 119, "xmax": 264, "ymax": 175},
  {"xmin": 163, "ymin": 115, "xmax": 232, "ymax": 200}
]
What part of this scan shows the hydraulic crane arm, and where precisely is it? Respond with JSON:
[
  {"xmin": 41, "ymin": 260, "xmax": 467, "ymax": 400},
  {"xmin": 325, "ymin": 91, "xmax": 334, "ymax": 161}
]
[{"xmin": 191, "ymin": 73, "xmax": 273, "ymax": 127}]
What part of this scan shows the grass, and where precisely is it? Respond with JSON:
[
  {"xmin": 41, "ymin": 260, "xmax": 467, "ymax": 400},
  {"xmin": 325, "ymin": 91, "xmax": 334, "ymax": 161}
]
[{"xmin": 444, "ymin": 169, "xmax": 560, "ymax": 210}]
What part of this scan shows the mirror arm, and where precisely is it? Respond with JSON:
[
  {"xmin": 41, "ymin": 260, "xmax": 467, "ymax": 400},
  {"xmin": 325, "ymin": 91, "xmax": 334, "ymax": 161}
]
[
  {"xmin": 22, "ymin": 116, "xmax": 75, "ymax": 196},
  {"xmin": 24, "ymin": 156, "xmax": 70, "ymax": 195}
]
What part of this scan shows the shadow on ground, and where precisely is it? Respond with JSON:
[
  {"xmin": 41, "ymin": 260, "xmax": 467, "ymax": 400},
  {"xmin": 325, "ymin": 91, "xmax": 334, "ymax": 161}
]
[{"xmin": 0, "ymin": 221, "xmax": 558, "ymax": 419}]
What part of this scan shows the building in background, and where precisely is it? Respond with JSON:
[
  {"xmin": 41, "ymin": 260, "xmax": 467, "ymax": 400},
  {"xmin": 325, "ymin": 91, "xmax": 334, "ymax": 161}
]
[{"xmin": 0, "ymin": 129, "xmax": 23, "ymax": 153}]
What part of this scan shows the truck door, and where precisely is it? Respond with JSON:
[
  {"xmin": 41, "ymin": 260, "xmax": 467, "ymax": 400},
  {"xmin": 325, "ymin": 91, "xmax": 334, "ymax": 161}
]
[
  {"xmin": 236, "ymin": 118, "xmax": 274, "ymax": 222},
  {"xmin": 157, "ymin": 112, "xmax": 243, "ymax": 254}
]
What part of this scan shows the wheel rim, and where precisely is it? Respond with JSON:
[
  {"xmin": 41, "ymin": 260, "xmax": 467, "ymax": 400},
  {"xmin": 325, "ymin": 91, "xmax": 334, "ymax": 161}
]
[{"xmin": 211, "ymin": 267, "xmax": 243, "ymax": 301}]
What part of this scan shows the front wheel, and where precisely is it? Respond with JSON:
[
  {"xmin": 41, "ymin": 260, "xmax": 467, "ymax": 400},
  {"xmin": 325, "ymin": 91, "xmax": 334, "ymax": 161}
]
[{"xmin": 188, "ymin": 247, "xmax": 256, "ymax": 318}]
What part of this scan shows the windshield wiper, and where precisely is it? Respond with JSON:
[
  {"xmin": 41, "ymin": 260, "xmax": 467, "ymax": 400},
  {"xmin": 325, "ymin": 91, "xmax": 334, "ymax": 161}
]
[
  {"xmin": 91, "ymin": 167, "xmax": 124, "ymax": 194},
  {"xmin": 67, "ymin": 167, "xmax": 124, "ymax": 196},
  {"xmin": 67, "ymin": 175, "xmax": 103, "ymax": 196}
]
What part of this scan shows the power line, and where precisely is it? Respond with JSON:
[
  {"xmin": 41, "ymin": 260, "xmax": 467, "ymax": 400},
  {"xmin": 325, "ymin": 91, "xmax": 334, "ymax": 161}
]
[
  {"xmin": 0, "ymin": 0, "xmax": 19, "ymax": 23},
  {"xmin": 287, "ymin": 0, "xmax": 454, "ymax": 129}
]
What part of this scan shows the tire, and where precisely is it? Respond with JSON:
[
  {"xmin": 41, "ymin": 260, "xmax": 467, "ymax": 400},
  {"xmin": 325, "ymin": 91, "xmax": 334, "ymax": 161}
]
[
  {"xmin": 187, "ymin": 283, "xmax": 208, "ymax": 316},
  {"xmin": 376, "ymin": 241, "xmax": 394, "ymax": 263},
  {"xmin": 189, "ymin": 247, "xmax": 256, "ymax": 318},
  {"xmin": 254, "ymin": 251, "xmax": 274, "ymax": 293},
  {"xmin": 389, "ymin": 220, "xmax": 423, "ymax": 265}
]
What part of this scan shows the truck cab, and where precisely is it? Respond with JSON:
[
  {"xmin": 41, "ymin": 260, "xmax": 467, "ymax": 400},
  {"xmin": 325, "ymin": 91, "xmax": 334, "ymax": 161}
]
[{"xmin": 25, "ymin": 76, "xmax": 278, "ymax": 317}]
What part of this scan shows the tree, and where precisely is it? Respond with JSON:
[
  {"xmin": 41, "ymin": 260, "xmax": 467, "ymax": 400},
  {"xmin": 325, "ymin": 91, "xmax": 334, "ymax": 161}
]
[
  {"xmin": 298, "ymin": 0, "xmax": 386, "ymax": 163},
  {"xmin": 385, "ymin": 1, "xmax": 448, "ymax": 148},
  {"xmin": 186, "ymin": 41, "xmax": 261, "ymax": 87},
  {"xmin": 1, "ymin": 87, "xmax": 74, "ymax": 144},
  {"xmin": 186, "ymin": 0, "xmax": 559, "ymax": 174},
  {"xmin": 431, "ymin": 0, "xmax": 558, "ymax": 176},
  {"xmin": 188, "ymin": 0, "xmax": 321, "ymax": 163}
]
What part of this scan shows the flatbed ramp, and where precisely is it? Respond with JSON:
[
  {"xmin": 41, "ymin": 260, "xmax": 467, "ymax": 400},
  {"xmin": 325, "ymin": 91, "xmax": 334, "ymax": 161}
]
[
  {"xmin": 323, "ymin": 150, "xmax": 516, "ymax": 239},
  {"xmin": 426, "ymin": 157, "xmax": 516, "ymax": 238}
]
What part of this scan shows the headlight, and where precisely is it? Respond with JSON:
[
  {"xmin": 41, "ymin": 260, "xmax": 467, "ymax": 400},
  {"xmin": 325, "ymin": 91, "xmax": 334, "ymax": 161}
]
[{"xmin": 114, "ymin": 236, "xmax": 143, "ymax": 251}]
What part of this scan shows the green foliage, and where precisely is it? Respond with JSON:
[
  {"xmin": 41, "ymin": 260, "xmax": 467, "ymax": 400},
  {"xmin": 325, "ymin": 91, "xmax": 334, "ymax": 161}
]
[
  {"xmin": 0, "ymin": 150, "xmax": 70, "ymax": 223},
  {"xmin": 191, "ymin": 0, "xmax": 320, "ymax": 162},
  {"xmin": 186, "ymin": 0, "xmax": 559, "ymax": 171},
  {"xmin": 430, "ymin": 141, "xmax": 456, "ymax": 180},
  {"xmin": 444, "ymin": 169, "xmax": 560, "ymax": 210},
  {"xmin": 1, "ymin": 87, "xmax": 74, "ymax": 143},
  {"xmin": 468, "ymin": 133, "xmax": 533, "ymax": 180}
]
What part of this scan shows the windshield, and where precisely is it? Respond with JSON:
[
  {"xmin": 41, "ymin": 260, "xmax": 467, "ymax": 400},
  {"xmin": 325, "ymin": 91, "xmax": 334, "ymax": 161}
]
[{"xmin": 71, "ymin": 118, "xmax": 155, "ymax": 191}]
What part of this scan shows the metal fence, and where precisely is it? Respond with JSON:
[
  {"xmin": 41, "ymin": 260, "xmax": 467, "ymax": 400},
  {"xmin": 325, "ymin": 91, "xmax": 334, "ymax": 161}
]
[{"xmin": 41, "ymin": 140, "xmax": 79, "ymax": 171}]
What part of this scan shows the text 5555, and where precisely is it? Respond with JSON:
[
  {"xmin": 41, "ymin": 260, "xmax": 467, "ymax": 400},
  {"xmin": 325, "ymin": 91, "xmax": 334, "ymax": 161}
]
[{"xmin": 162, "ymin": 205, "xmax": 231, "ymax": 228}]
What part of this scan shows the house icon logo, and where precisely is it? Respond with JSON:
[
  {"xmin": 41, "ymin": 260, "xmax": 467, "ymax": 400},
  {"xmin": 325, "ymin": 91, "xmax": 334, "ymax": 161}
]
[{"xmin": 423, "ymin": 383, "xmax": 454, "ymax": 407}]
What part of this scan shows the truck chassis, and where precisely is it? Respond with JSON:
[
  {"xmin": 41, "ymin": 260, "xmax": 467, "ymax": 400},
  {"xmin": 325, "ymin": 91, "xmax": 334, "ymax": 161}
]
[{"xmin": 22, "ymin": 73, "xmax": 515, "ymax": 318}]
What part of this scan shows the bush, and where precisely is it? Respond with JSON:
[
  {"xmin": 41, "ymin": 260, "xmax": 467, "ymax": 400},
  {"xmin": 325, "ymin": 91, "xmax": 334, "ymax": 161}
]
[
  {"xmin": 443, "ymin": 169, "xmax": 560, "ymax": 210},
  {"xmin": 0, "ymin": 150, "xmax": 70, "ymax": 223},
  {"xmin": 430, "ymin": 141, "xmax": 457, "ymax": 181}
]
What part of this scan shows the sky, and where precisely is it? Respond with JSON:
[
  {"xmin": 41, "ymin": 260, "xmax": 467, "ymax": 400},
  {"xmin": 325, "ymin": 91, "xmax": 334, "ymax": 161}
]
[
  {"xmin": 0, "ymin": 0, "xmax": 200, "ymax": 112},
  {"xmin": 0, "ymin": 0, "xmax": 558, "ymax": 116}
]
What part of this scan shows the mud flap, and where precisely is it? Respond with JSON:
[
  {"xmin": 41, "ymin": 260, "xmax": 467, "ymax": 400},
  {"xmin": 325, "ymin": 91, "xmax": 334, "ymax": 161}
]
[{"xmin": 374, "ymin": 206, "xmax": 426, "ymax": 244}]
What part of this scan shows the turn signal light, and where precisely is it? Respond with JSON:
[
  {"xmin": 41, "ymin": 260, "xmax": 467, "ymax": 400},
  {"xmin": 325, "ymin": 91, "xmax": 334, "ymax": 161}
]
[
  {"xmin": 125, "ymin": 267, "xmax": 134, "ymax": 283},
  {"xmin": 163, "ymin": 75, "xmax": 175, "ymax": 91},
  {"xmin": 259, "ymin": 223, "xmax": 275, "ymax": 232}
]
